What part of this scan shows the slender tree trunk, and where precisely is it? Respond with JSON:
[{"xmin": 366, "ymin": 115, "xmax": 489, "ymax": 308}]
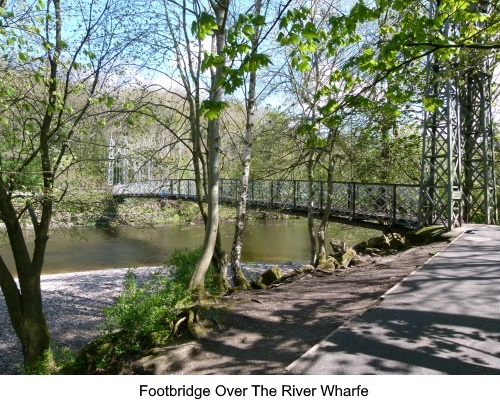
[
  {"xmin": 170, "ymin": 0, "xmax": 230, "ymax": 293},
  {"xmin": 189, "ymin": 0, "xmax": 229, "ymax": 293},
  {"xmin": 306, "ymin": 154, "xmax": 317, "ymax": 265},
  {"xmin": 195, "ymin": 130, "xmax": 229, "ymax": 292},
  {"xmin": 316, "ymin": 150, "xmax": 334, "ymax": 266},
  {"xmin": 213, "ymin": 232, "xmax": 230, "ymax": 291},
  {"xmin": 230, "ymin": 0, "xmax": 262, "ymax": 289}
]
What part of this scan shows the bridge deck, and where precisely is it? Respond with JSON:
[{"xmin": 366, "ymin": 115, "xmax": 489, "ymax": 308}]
[{"xmin": 112, "ymin": 179, "xmax": 420, "ymax": 230}]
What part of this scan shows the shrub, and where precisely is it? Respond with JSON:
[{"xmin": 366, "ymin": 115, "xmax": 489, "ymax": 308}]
[
  {"xmin": 93, "ymin": 247, "xmax": 219, "ymax": 371},
  {"xmin": 167, "ymin": 246, "xmax": 219, "ymax": 295},
  {"xmin": 99, "ymin": 268, "xmax": 190, "ymax": 364},
  {"xmin": 24, "ymin": 347, "xmax": 80, "ymax": 375}
]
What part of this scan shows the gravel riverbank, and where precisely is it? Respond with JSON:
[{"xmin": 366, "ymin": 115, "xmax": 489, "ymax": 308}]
[
  {"xmin": 0, "ymin": 263, "xmax": 295, "ymax": 375},
  {"xmin": 0, "ymin": 267, "xmax": 161, "ymax": 374}
]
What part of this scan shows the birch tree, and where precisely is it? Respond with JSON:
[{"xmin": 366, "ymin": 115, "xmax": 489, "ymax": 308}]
[
  {"xmin": 230, "ymin": 0, "xmax": 265, "ymax": 288},
  {"xmin": 188, "ymin": 0, "xmax": 230, "ymax": 292},
  {"xmin": 279, "ymin": 1, "xmax": 356, "ymax": 265}
]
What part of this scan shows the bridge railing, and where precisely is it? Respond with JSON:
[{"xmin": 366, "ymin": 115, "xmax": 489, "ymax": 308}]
[{"xmin": 112, "ymin": 178, "xmax": 420, "ymax": 228}]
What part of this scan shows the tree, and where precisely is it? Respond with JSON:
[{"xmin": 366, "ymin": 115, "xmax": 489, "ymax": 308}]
[
  {"xmin": 144, "ymin": 0, "xmax": 281, "ymax": 293},
  {"xmin": 188, "ymin": 0, "xmax": 230, "ymax": 292},
  {"xmin": 230, "ymin": 0, "xmax": 267, "ymax": 288},
  {"xmin": 0, "ymin": 0, "xmax": 141, "ymax": 368},
  {"xmin": 278, "ymin": 1, "xmax": 367, "ymax": 265}
]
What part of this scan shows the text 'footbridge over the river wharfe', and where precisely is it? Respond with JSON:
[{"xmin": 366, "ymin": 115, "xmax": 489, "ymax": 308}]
[{"xmin": 112, "ymin": 179, "xmax": 420, "ymax": 231}]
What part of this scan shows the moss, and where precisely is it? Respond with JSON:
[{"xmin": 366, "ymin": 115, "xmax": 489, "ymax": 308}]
[
  {"xmin": 316, "ymin": 257, "xmax": 338, "ymax": 271},
  {"xmin": 260, "ymin": 265, "xmax": 283, "ymax": 285},
  {"xmin": 405, "ymin": 225, "xmax": 448, "ymax": 244}
]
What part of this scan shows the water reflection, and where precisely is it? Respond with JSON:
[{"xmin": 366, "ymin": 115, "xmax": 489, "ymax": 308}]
[{"xmin": 1, "ymin": 220, "xmax": 381, "ymax": 275}]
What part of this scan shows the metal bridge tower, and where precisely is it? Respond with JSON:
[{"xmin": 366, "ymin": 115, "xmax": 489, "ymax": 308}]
[
  {"xmin": 107, "ymin": 136, "xmax": 129, "ymax": 185},
  {"xmin": 418, "ymin": 1, "xmax": 496, "ymax": 230}
]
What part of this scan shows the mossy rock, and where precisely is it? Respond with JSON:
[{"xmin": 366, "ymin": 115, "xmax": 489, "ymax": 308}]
[
  {"xmin": 251, "ymin": 279, "xmax": 267, "ymax": 289},
  {"xmin": 405, "ymin": 225, "xmax": 460, "ymax": 244},
  {"xmin": 330, "ymin": 239, "xmax": 350, "ymax": 253},
  {"xmin": 299, "ymin": 264, "xmax": 315, "ymax": 272},
  {"xmin": 339, "ymin": 248, "xmax": 357, "ymax": 269},
  {"xmin": 350, "ymin": 255, "xmax": 363, "ymax": 266},
  {"xmin": 316, "ymin": 257, "xmax": 339, "ymax": 271},
  {"xmin": 365, "ymin": 247, "xmax": 381, "ymax": 256},
  {"xmin": 260, "ymin": 265, "xmax": 283, "ymax": 286},
  {"xmin": 367, "ymin": 235, "xmax": 390, "ymax": 249},
  {"xmin": 352, "ymin": 241, "xmax": 367, "ymax": 253},
  {"xmin": 387, "ymin": 233, "xmax": 406, "ymax": 250}
]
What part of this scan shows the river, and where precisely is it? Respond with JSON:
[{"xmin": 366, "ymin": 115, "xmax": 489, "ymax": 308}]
[{"xmin": 1, "ymin": 219, "xmax": 381, "ymax": 276}]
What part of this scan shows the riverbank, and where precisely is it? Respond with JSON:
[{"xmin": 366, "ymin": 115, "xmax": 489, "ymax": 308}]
[
  {"xmin": 124, "ymin": 240, "xmax": 451, "ymax": 375},
  {"xmin": 0, "ymin": 239, "xmax": 450, "ymax": 375},
  {"xmin": 5, "ymin": 198, "xmax": 300, "ymax": 231},
  {"xmin": 0, "ymin": 267, "xmax": 150, "ymax": 374},
  {"xmin": 0, "ymin": 262, "xmax": 298, "ymax": 374},
  {"xmin": 100, "ymin": 198, "xmax": 301, "ymax": 228}
]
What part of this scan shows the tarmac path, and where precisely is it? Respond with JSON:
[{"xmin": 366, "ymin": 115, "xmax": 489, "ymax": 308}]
[{"xmin": 287, "ymin": 225, "xmax": 500, "ymax": 374}]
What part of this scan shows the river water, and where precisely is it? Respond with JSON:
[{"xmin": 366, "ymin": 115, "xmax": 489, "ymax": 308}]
[{"xmin": 1, "ymin": 219, "xmax": 381, "ymax": 276}]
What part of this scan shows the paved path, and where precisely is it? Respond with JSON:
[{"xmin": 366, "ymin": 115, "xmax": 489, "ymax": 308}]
[{"xmin": 287, "ymin": 225, "xmax": 500, "ymax": 374}]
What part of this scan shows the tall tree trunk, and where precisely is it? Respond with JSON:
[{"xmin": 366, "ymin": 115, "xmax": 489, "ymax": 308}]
[
  {"xmin": 230, "ymin": 0, "xmax": 262, "ymax": 289},
  {"xmin": 306, "ymin": 154, "xmax": 317, "ymax": 265},
  {"xmin": 189, "ymin": 0, "xmax": 229, "ymax": 293},
  {"xmin": 192, "ymin": 113, "xmax": 229, "ymax": 292},
  {"xmin": 170, "ymin": 0, "xmax": 230, "ymax": 293},
  {"xmin": 0, "ymin": 0, "xmax": 61, "ymax": 369},
  {"xmin": 316, "ymin": 129, "xmax": 338, "ymax": 266},
  {"xmin": 316, "ymin": 150, "xmax": 334, "ymax": 266}
]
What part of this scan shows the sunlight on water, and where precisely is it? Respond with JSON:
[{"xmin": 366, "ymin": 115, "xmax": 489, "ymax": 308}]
[{"xmin": 1, "ymin": 219, "xmax": 381, "ymax": 275}]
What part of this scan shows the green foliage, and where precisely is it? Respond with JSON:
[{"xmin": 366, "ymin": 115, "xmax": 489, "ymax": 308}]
[
  {"xmin": 191, "ymin": 11, "xmax": 218, "ymax": 40},
  {"xmin": 96, "ymin": 268, "xmax": 191, "ymax": 369},
  {"xmin": 279, "ymin": 0, "xmax": 499, "ymax": 133},
  {"xmin": 168, "ymin": 247, "xmax": 219, "ymax": 295},
  {"xmin": 23, "ymin": 347, "xmax": 80, "ymax": 375},
  {"xmin": 201, "ymin": 99, "xmax": 229, "ymax": 120},
  {"xmin": 94, "ymin": 248, "xmax": 218, "ymax": 370},
  {"xmin": 278, "ymin": 7, "xmax": 325, "ymax": 73},
  {"xmin": 423, "ymin": 97, "xmax": 444, "ymax": 112},
  {"xmin": 198, "ymin": 9, "xmax": 270, "ymax": 98},
  {"xmin": 95, "ymin": 197, "xmax": 119, "ymax": 229}
]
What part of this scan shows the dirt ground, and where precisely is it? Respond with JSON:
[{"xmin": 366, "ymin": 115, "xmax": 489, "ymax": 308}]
[{"xmin": 127, "ymin": 240, "xmax": 450, "ymax": 375}]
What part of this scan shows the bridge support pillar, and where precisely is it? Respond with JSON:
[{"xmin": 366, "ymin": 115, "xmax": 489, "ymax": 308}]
[{"xmin": 418, "ymin": 1, "xmax": 496, "ymax": 231}]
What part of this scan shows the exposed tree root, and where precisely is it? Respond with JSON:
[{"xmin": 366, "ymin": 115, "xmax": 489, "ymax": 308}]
[
  {"xmin": 172, "ymin": 316, "xmax": 187, "ymax": 338},
  {"xmin": 171, "ymin": 293, "xmax": 234, "ymax": 340},
  {"xmin": 172, "ymin": 264, "xmax": 342, "ymax": 340}
]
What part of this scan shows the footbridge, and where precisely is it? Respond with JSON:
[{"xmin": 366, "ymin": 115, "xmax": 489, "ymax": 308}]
[
  {"xmin": 107, "ymin": 2, "xmax": 497, "ymax": 233},
  {"xmin": 112, "ymin": 179, "xmax": 420, "ymax": 230}
]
